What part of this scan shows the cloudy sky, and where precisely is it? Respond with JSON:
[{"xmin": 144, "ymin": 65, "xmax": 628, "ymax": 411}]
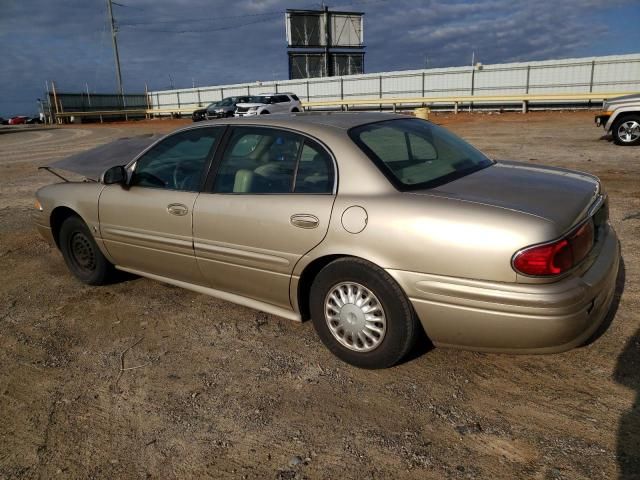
[{"xmin": 1, "ymin": 0, "xmax": 638, "ymax": 116}]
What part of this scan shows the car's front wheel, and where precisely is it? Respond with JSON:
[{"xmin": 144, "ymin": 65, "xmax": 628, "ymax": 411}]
[
  {"xmin": 310, "ymin": 258, "xmax": 419, "ymax": 369},
  {"xmin": 612, "ymin": 115, "xmax": 640, "ymax": 146},
  {"xmin": 59, "ymin": 215, "xmax": 114, "ymax": 285}
]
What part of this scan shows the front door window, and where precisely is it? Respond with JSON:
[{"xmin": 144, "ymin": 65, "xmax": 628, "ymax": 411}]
[{"xmin": 130, "ymin": 128, "xmax": 220, "ymax": 192}]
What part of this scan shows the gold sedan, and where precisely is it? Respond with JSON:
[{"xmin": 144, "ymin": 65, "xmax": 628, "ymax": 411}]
[{"xmin": 34, "ymin": 113, "xmax": 620, "ymax": 368}]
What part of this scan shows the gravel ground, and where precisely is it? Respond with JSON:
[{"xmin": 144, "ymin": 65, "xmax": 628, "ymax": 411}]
[{"xmin": 0, "ymin": 112, "xmax": 638, "ymax": 480}]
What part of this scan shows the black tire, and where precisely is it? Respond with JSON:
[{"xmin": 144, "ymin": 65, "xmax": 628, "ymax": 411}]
[
  {"xmin": 225, "ymin": 111, "xmax": 234, "ymax": 118},
  {"xmin": 59, "ymin": 216, "xmax": 114, "ymax": 285},
  {"xmin": 291, "ymin": 108, "xmax": 299, "ymax": 113},
  {"xmin": 260, "ymin": 110, "xmax": 270, "ymax": 115},
  {"xmin": 309, "ymin": 257, "xmax": 419, "ymax": 369},
  {"xmin": 612, "ymin": 114, "xmax": 640, "ymax": 146}
]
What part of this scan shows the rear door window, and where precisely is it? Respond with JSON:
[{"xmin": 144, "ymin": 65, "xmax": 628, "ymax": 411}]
[
  {"xmin": 210, "ymin": 128, "xmax": 335, "ymax": 195},
  {"xmin": 294, "ymin": 141, "xmax": 334, "ymax": 193},
  {"xmin": 212, "ymin": 128, "xmax": 301, "ymax": 193}
]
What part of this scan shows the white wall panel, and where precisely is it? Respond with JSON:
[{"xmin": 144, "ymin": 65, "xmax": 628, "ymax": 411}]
[{"xmin": 150, "ymin": 54, "xmax": 640, "ymax": 109}]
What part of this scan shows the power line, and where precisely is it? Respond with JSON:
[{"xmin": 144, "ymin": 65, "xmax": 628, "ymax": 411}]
[
  {"xmin": 110, "ymin": 1, "xmax": 146, "ymax": 9},
  {"xmin": 119, "ymin": 11, "xmax": 282, "ymax": 26},
  {"xmin": 120, "ymin": 15, "xmax": 281, "ymax": 34}
]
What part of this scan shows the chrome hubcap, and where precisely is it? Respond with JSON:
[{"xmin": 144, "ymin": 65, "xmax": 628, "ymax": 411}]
[
  {"xmin": 618, "ymin": 121, "xmax": 640, "ymax": 143},
  {"xmin": 324, "ymin": 282, "xmax": 386, "ymax": 352}
]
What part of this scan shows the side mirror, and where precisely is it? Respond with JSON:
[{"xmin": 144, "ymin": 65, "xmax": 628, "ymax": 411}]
[{"xmin": 101, "ymin": 165, "xmax": 127, "ymax": 185}]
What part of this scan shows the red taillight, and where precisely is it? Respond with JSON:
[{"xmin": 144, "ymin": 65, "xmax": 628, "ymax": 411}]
[{"xmin": 513, "ymin": 219, "xmax": 595, "ymax": 276}]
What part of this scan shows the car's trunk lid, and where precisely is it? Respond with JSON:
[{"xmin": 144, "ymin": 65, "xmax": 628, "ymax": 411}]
[{"xmin": 412, "ymin": 161, "xmax": 600, "ymax": 233}]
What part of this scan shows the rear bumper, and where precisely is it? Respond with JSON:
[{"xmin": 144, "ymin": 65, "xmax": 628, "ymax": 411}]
[{"xmin": 388, "ymin": 225, "xmax": 620, "ymax": 354}]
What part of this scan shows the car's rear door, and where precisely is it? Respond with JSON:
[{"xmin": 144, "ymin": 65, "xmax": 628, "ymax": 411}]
[
  {"xmin": 274, "ymin": 95, "xmax": 291, "ymax": 113},
  {"xmin": 192, "ymin": 126, "xmax": 336, "ymax": 309},
  {"xmin": 99, "ymin": 126, "xmax": 224, "ymax": 283}
]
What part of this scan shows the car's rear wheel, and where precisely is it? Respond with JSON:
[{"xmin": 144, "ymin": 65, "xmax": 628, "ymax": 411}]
[
  {"xmin": 612, "ymin": 115, "xmax": 640, "ymax": 146},
  {"xmin": 59, "ymin": 216, "xmax": 114, "ymax": 285},
  {"xmin": 310, "ymin": 257, "xmax": 418, "ymax": 369}
]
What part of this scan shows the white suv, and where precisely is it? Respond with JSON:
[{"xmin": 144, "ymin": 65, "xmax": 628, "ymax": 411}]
[
  {"xmin": 595, "ymin": 93, "xmax": 640, "ymax": 146},
  {"xmin": 235, "ymin": 93, "xmax": 302, "ymax": 117}
]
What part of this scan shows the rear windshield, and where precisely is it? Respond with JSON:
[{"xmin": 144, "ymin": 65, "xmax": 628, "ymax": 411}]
[{"xmin": 349, "ymin": 118, "xmax": 493, "ymax": 190}]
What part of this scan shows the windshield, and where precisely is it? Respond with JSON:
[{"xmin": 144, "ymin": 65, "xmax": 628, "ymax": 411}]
[{"xmin": 349, "ymin": 118, "xmax": 493, "ymax": 190}]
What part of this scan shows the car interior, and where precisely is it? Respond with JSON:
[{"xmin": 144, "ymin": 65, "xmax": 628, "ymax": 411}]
[
  {"xmin": 128, "ymin": 127, "xmax": 333, "ymax": 195},
  {"xmin": 213, "ymin": 129, "xmax": 333, "ymax": 194}
]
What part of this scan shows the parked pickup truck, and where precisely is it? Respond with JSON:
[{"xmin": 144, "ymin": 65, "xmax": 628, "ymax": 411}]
[{"xmin": 595, "ymin": 93, "xmax": 640, "ymax": 146}]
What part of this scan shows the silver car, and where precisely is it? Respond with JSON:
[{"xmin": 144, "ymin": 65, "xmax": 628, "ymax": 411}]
[{"xmin": 34, "ymin": 113, "xmax": 620, "ymax": 368}]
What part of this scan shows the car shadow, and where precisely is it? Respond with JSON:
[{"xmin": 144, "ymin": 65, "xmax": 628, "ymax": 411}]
[
  {"xmin": 606, "ymin": 257, "xmax": 640, "ymax": 479},
  {"xmin": 614, "ymin": 268, "xmax": 639, "ymax": 478},
  {"xmin": 108, "ymin": 269, "xmax": 139, "ymax": 285},
  {"xmin": 402, "ymin": 320, "xmax": 435, "ymax": 363}
]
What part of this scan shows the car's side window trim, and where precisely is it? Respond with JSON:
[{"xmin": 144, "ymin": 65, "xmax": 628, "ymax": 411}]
[
  {"xmin": 202, "ymin": 124, "xmax": 235, "ymax": 193},
  {"xmin": 197, "ymin": 125, "xmax": 229, "ymax": 192},
  {"xmin": 289, "ymin": 139, "xmax": 305, "ymax": 192},
  {"xmin": 125, "ymin": 125, "xmax": 228, "ymax": 193},
  {"xmin": 202, "ymin": 125, "xmax": 338, "ymax": 196}
]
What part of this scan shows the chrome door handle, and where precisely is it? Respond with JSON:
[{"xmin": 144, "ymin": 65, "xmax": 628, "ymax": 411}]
[
  {"xmin": 167, "ymin": 203, "xmax": 188, "ymax": 216},
  {"xmin": 290, "ymin": 214, "xmax": 319, "ymax": 229}
]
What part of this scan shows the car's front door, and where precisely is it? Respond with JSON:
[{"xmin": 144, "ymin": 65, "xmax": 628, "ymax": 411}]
[
  {"xmin": 99, "ymin": 126, "xmax": 224, "ymax": 283},
  {"xmin": 193, "ymin": 126, "xmax": 336, "ymax": 309}
]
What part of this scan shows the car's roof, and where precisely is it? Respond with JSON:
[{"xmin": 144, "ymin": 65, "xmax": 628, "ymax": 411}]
[{"xmin": 198, "ymin": 111, "xmax": 407, "ymax": 131}]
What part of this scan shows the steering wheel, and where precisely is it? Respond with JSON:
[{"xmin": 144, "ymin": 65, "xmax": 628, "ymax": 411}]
[
  {"xmin": 174, "ymin": 163, "xmax": 196, "ymax": 190},
  {"xmin": 174, "ymin": 162, "xmax": 201, "ymax": 191}
]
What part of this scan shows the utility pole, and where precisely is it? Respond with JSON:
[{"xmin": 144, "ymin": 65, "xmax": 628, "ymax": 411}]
[
  {"xmin": 107, "ymin": 0, "xmax": 124, "ymax": 106},
  {"xmin": 323, "ymin": 5, "xmax": 331, "ymax": 77}
]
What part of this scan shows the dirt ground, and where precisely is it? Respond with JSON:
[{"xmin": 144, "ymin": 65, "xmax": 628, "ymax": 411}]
[{"xmin": 0, "ymin": 111, "xmax": 638, "ymax": 480}]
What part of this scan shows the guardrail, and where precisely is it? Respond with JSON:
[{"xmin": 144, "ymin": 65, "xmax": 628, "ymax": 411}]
[
  {"xmin": 53, "ymin": 109, "xmax": 149, "ymax": 122},
  {"xmin": 52, "ymin": 91, "xmax": 637, "ymax": 122},
  {"xmin": 300, "ymin": 92, "xmax": 637, "ymax": 113}
]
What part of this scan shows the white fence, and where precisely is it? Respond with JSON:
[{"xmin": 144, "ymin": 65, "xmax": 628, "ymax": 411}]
[{"xmin": 149, "ymin": 53, "xmax": 640, "ymax": 111}]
